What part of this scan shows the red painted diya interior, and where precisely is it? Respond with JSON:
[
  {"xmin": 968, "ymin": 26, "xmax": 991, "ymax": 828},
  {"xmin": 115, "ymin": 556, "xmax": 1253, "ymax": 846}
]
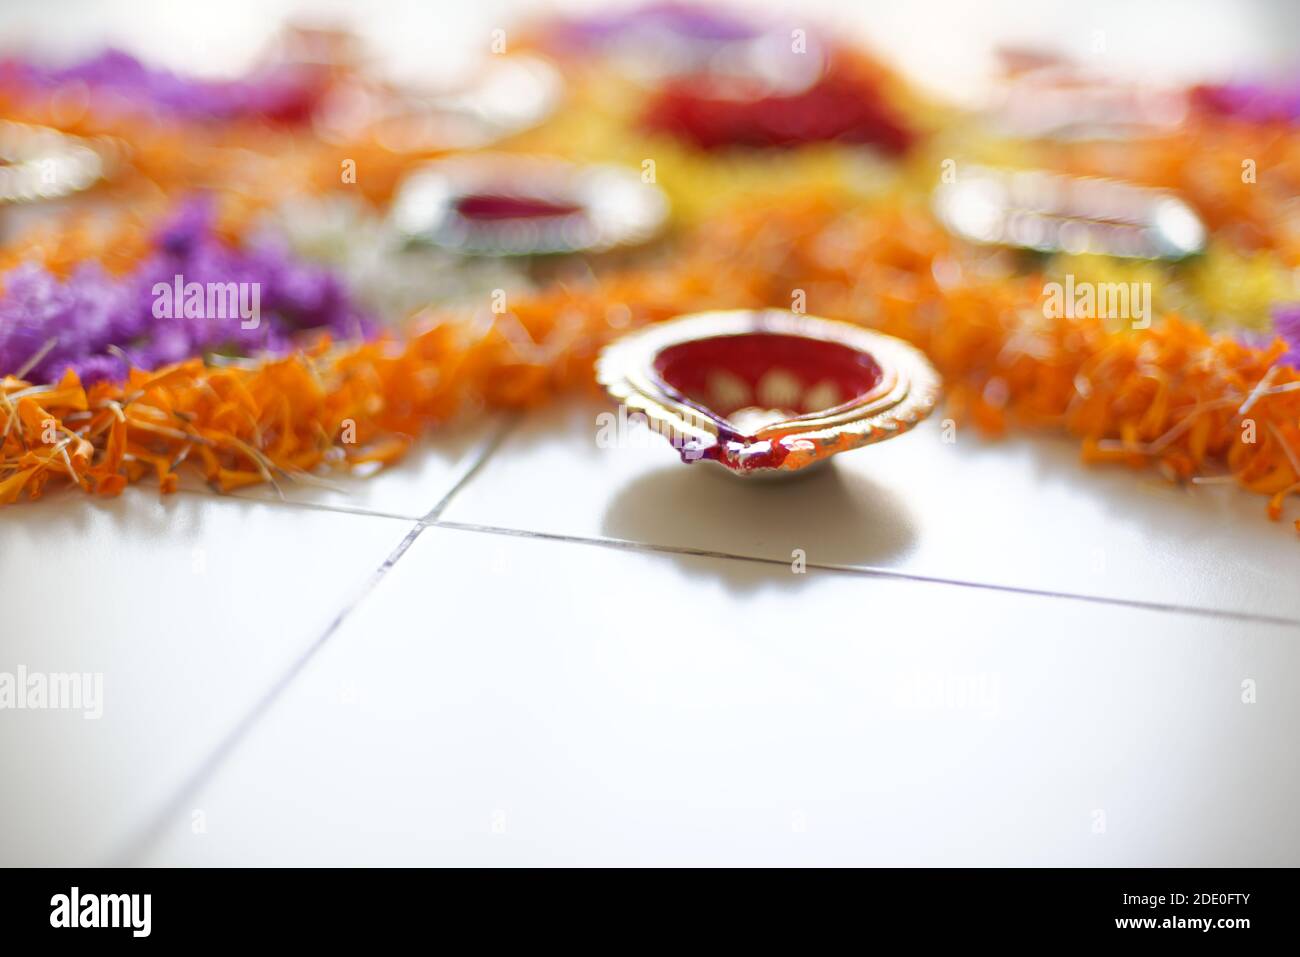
[
  {"xmin": 453, "ymin": 193, "xmax": 584, "ymax": 221},
  {"xmin": 652, "ymin": 332, "xmax": 884, "ymax": 433}
]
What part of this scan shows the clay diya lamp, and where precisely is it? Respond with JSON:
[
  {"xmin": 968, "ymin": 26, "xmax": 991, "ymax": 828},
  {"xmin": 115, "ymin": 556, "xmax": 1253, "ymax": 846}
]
[
  {"xmin": 314, "ymin": 53, "xmax": 563, "ymax": 152},
  {"xmin": 391, "ymin": 153, "xmax": 668, "ymax": 257},
  {"xmin": 0, "ymin": 120, "xmax": 114, "ymax": 241},
  {"xmin": 987, "ymin": 55, "xmax": 1188, "ymax": 141},
  {"xmin": 0, "ymin": 120, "xmax": 107, "ymax": 202},
  {"xmin": 933, "ymin": 164, "xmax": 1205, "ymax": 260},
  {"xmin": 597, "ymin": 309, "xmax": 941, "ymax": 476}
]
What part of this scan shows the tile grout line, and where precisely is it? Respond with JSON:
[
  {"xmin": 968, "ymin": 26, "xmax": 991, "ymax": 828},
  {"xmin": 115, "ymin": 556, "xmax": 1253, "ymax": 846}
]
[
  {"xmin": 109, "ymin": 417, "xmax": 520, "ymax": 866},
  {"xmin": 421, "ymin": 414, "xmax": 521, "ymax": 525},
  {"xmin": 174, "ymin": 486, "xmax": 420, "ymax": 523},
  {"xmin": 430, "ymin": 519, "xmax": 1300, "ymax": 629},
  {"xmin": 103, "ymin": 519, "xmax": 424, "ymax": 866}
]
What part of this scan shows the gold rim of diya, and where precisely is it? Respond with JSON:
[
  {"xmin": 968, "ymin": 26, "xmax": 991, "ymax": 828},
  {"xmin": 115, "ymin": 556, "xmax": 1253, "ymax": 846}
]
[{"xmin": 596, "ymin": 309, "xmax": 942, "ymax": 476}]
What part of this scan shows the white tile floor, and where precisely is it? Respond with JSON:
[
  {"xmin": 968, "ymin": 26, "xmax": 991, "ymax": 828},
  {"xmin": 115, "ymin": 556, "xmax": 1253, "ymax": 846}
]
[
  {"xmin": 0, "ymin": 489, "xmax": 415, "ymax": 866},
  {"xmin": 444, "ymin": 402, "xmax": 1300, "ymax": 622},
  {"xmin": 3, "ymin": 400, "xmax": 1297, "ymax": 866}
]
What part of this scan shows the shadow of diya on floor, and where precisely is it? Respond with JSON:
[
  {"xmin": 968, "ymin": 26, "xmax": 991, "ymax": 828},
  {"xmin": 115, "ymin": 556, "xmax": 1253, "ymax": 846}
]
[{"xmin": 599, "ymin": 459, "xmax": 918, "ymax": 593}]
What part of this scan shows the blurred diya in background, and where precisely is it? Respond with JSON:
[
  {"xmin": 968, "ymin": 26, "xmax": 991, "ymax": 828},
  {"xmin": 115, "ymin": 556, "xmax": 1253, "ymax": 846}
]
[
  {"xmin": 933, "ymin": 165, "xmax": 1207, "ymax": 260},
  {"xmin": 313, "ymin": 53, "xmax": 563, "ymax": 152},
  {"xmin": 287, "ymin": 153, "xmax": 671, "ymax": 321},
  {"xmin": 0, "ymin": 120, "xmax": 109, "ymax": 206},
  {"xmin": 987, "ymin": 53, "xmax": 1188, "ymax": 141},
  {"xmin": 391, "ymin": 153, "xmax": 668, "ymax": 256},
  {"xmin": 0, "ymin": 119, "xmax": 119, "ymax": 242},
  {"xmin": 597, "ymin": 310, "xmax": 940, "ymax": 476},
  {"xmin": 929, "ymin": 161, "xmax": 1299, "ymax": 344}
]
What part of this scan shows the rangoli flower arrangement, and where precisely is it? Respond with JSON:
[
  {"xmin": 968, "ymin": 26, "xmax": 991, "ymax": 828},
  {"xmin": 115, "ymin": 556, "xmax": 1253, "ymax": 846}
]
[{"xmin": 3, "ymin": 4, "xmax": 1300, "ymax": 533}]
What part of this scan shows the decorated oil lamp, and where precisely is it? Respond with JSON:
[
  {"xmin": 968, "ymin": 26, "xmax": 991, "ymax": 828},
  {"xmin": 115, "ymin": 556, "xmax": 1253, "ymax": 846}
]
[
  {"xmin": 313, "ymin": 54, "xmax": 563, "ymax": 153},
  {"xmin": 933, "ymin": 165, "xmax": 1206, "ymax": 260},
  {"xmin": 0, "ymin": 120, "xmax": 106, "ymax": 205},
  {"xmin": 0, "ymin": 120, "xmax": 114, "ymax": 242},
  {"xmin": 597, "ymin": 310, "xmax": 941, "ymax": 476},
  {"xmin": 987, "ymin": 54, "xmax": 1188, "ymax": 141},
  {"xmin": 284, "ymin": 153, "xmax": 668, "ymax": 325},
  {"xmin": 391, "ymin": 153, "xmax": 668, "ymax": 257}
]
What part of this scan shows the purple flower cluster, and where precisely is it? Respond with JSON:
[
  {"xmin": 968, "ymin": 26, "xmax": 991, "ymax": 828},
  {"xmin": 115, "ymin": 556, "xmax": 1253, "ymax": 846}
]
[
  {"xmin": 1193, "ymin": 78, "xmax": 1300, "ymax": 124},
  {"xmin": 1271, "ymin": 303, "xmax": 1300, "ymax": 366},
  {"xmin": 1, "ymin": 49, "xmax": 320, "ymax": 123},
  {"xmin": 0, "ymin": 198, "xmax": 373, "ymax": 384},
  {"xmin": 545, "ymin": 2, "xmax": 761, "ymax": 50}
]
